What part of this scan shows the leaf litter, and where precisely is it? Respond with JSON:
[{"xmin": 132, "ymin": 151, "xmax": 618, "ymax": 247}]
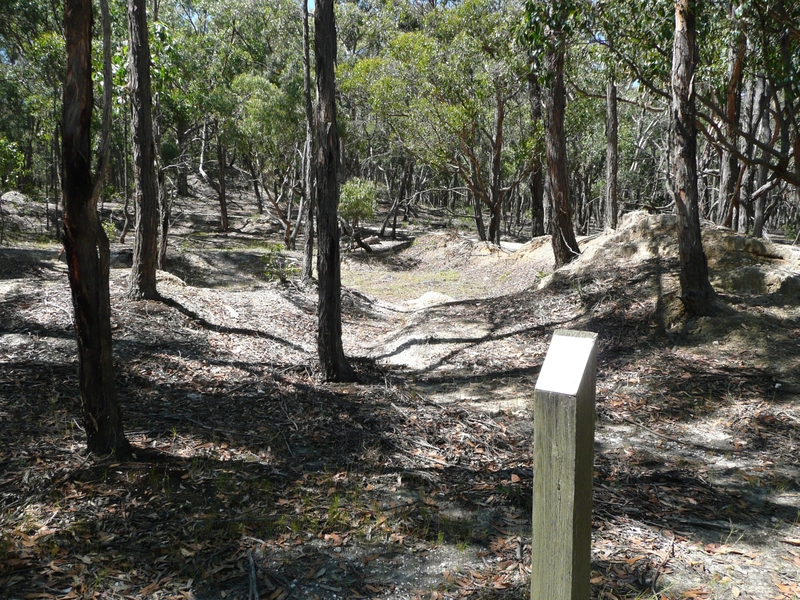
[{"xmin": 1, "ymin": 201, "xmax": 799, "ymax": 599}]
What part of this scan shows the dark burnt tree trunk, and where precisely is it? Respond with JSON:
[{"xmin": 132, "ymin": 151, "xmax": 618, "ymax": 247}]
[
  {"xmin": 528, "ymin": 72, "xmax": 545, "ymax": 237},
  {"xmin": 670, "ymin": 0, "xmax": 720, "ymax": 315},
  {"xmin": 127, "ymin": 0, "xmax": 159, "ymax": 300},
  {"xmin": 545, "ymin": 42, "xmax": 580, "ymax": 268},
  {"xmin": 62, "ymin": 0, "xmax": 131, "ymax": 459},
  {"xmin": 529, "ymin": 168, "xmax": 545, "ymax": 236},
  {"xmin": 605, "ymin": 72, "xmax": 618, "ymax": 229},
  {"xmin": 302, "ymin": 0, "xmax": 315, "ymax": 281},
  {"xmin": 315, "ymin": 0, "xmax": 355, "ymax": 382}
]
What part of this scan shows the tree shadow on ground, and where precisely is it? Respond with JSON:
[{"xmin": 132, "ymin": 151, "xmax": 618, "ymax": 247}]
[
  {"xmin": 2, "ymin": 346, "xmax": 796, "ymax": 599},
  {"xmin": 0, "ymin": 247, "xmax": 65, "ymax": 281}
]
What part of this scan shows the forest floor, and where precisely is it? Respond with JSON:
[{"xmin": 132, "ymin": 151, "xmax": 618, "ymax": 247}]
[{"xmin": 1, "ymin": 184, "xmax": 800, "ymax": 600}]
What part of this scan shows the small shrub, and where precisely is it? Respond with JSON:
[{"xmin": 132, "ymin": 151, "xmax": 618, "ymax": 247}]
[
  {"xmin": 101, "ymin": 220, "xmax": 117, "ymax": 242},
  {"xmin": 262, "ymin": 243, "xmax": 299, "ymax": 282},
  {"xmin": 783, "ymin": 221, "xmax": 798, "ymax": 242}
]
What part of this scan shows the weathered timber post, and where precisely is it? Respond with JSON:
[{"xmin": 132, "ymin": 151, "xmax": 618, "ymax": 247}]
[{"xmin": 532, "ymin": 329, "xmax": 597, "ymax": 600}]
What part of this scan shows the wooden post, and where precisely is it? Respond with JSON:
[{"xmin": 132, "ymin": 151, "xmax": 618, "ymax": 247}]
[{"xmin": 532, "ymin": 329, "xmax": 597, "ymax": 600}]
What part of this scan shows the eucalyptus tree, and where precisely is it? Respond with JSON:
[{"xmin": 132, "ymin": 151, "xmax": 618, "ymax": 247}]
[
  {"xmin": 597, "ymin": 0, "xmax": 799, "ymax": 235},
  {"xmin": 341, "ymin": 0, "xmax": 533, "ymax": 245},
  {"xmin": 0, "ymin": 1, "xmax": 64, "ymax": 216},
  {"xmin": 670, "ymin": 0, "xmax": 721, "ymax": 315},
  {"xmin": 301, "ymin": 0, "xmax": 315, "ymax": 278},
  {"xmin": 315, "ymin": 0, "xmax": 356, "ymax": 382},
  {"xmin": 232, "ymin": 71, "xmax": 305, "ymax": 245},
  {"xmin": 126, "ymin": 0, "xmax": 160, "ymax": 299},
  {"xmin": 523, "ymin": 0, "xmax": 582, "ymax": 266},
  {"xmin": 62, "ymin": 0, "xmax": 131, "ymax": 458}
]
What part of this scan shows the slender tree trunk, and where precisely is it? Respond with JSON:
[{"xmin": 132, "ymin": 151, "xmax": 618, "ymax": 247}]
[
  {"xmin": 62, "ymin": 0, "xmax": 131, "ymax": 458},
  {"xmin": 528, "ymin": 73, "xmax": 545, "ymax": 237},
  {"xmin": 176, "ymin": 123, "xmax": 189, "ymax": 197},
  {"xmin": 215, "ymin": 131, "xmax": 228, "ymax": 232},
  {"xmin": 248, "ymin": 156, "xmax": 264, "ymax": 213},
  {"xmin": 315, "ymin": 0, "xmax": 355, "ymax": 382},
  {"xmin": 302, "ymin": 0, "xmax": 315, "ymax": 281},
  {"xmin": 119, "ymin": 101, "xmax": 131, "ymax": 244},
  {"xmin": 670, "ymin": 0, "xmax": 720, "ymax": 315},
  {"xmin": 545, "ymin": 43, "xmax": 580, "ymax": 268},
  {"xmin": 605, "ymin": 74, "xmax": 618, "ymax": 229},
  {"xmin": 487, "ymin": 88, "xmax": 505, "ymax": 245},
  {"xmin": 752, "ymin": 108, "xmax": 772, "ymax": 238},
  {"xmin": 529, "ymin": 167, "xmax": 544, "ymax": 236},
  {"xmin": 127, "ymin": 0, "xmax": 159, "ymax": 300},
  {"xmin": 380, "ymin": 159, "xmax": 412, "ymax": 239},
  {"xmin": 157, "ymin": 168, "xmax": 169, "ymax": 267}
]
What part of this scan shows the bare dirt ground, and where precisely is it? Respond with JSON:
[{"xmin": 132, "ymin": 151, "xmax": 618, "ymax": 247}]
[{"xmin": 1, "ymin": 183, "xmax": 799, "ymax": 600}]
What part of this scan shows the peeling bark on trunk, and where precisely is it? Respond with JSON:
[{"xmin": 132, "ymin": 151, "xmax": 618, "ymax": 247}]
[
  {"xmin": 62, "ymin": 0, "xmax": 131, "ymax": 459},
  {"xmin": 545, "ymin": 43, "xmax": 580, "ymax": 268},
  {"xmin": 127, "ymin": 0, "xmax": 159, "ymax": 300},
  {"xmin": 670, "ymin": 0, "xmax": 720, "ymax": 316},
  {"xmin": 315, "ymin": 0, "xmax": 355, "ymax": 382}
]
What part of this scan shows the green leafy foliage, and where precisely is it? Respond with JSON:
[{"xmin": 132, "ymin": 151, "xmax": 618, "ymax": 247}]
[
  {"xmin": 0, "ymin": 136, "xmax": 25, "ymax": 190},
  {"xmin": 340, "ymin": 177, "xmax": 379, "ymax": 225},
  {"xmin": 261, "ymin": 243, "xmax": 300, "ymax": 282},
  {"xmin": 101, "ymin": 220, "xmax": 118, "ymax": 243}
]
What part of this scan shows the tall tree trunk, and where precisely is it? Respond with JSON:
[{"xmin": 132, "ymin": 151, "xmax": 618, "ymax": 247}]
[
  {"xmin": 605, "ymin": 73, "xmax": 618, "ymax": 229},
  {"xmin": 670, "ymin": 0, "xmax": 720, "ymax": 315},
  {"xmin": 302, "ymin": 0, "xmax": 315, "ymax": 281},
  {"xmin": 62, "ymin": 0, "xmax": 131, "ymax": 458},
  {"xmin": 528, "ymin": 73, "xmax": 545, "ymax": 237},
  {"xmin": 315, "ymin": 0, "xmax": 355, "ymax": 382},
  {"xmin": 127, "ymin": 0, "xmax": 159, "ymax": 300},
  {"xmin": 545, "ymin": 43, "xmax": 580, "ymax": 268},
  {"xmin": 487, "ymin": 88, "xmax": 505, "ymax": 245},
  {"xmin": 752, "ymin": 105, "xmax": 773, "ymax": 238},
  {"xmin": 719, "ymin": 17, "xmax": 746, "ymax": 228}
]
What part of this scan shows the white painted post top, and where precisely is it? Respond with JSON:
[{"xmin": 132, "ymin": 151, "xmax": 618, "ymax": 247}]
[{"xmin": 535, "ymin": 329, "xmax": 598, "ymax": 396}]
